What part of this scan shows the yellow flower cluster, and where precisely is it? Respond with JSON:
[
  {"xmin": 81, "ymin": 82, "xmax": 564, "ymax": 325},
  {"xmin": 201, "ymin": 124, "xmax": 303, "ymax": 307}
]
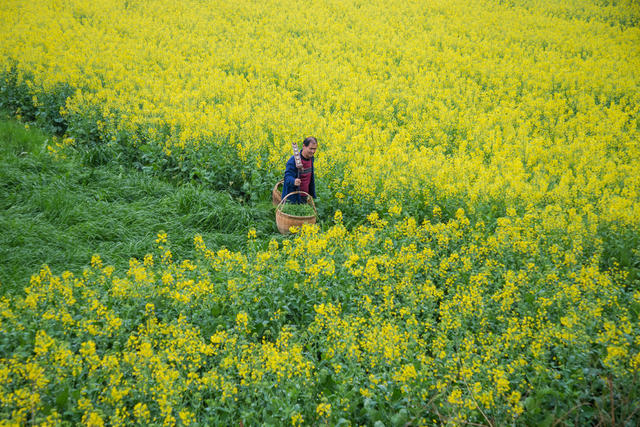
[
  {"xmin": 0, "ymin": 211, "xmax": 637, "ymax": 424},
  {"xmin": 1, "ymin": 0, "xmax": 639, "ymax": 223}
]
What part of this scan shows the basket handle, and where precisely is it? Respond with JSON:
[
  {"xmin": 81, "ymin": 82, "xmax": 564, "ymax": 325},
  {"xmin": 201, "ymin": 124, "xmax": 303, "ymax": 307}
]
[
  {"xmin": 272, "ymin": 179, "xmax": 284, "ymax": 192},
  {"xmin": 278, "ymin": 191, "xmax": 317, "ymax": 217}
]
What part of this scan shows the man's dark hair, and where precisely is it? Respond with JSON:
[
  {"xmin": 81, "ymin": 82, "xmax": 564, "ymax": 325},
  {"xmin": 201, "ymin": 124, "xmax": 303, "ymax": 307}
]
[{"xmin": 302, "ymin": 136, "xmax": 317, "ymax": 147}]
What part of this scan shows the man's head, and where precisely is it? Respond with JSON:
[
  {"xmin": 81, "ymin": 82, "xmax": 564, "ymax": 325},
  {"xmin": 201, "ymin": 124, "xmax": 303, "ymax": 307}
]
[{"xmin": 301, "ymin": 136, "xmax": 317, "ymax": 158}]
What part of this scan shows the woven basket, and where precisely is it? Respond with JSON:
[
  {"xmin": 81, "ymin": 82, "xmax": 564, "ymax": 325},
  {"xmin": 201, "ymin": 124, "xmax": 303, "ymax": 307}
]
[
  {"xmin": 272, "ymin": 179, "xmax": 284, "ymax": 206},
  {"xmin": 276, "ymin": 191, "xmax": 317, "ymax": 235}
]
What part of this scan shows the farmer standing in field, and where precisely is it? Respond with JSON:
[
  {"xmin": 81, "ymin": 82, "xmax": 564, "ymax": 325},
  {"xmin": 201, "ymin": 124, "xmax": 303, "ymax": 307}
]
[{"xmin": 281, "ymin": 136, "xmax": 317, "ymax": 204}]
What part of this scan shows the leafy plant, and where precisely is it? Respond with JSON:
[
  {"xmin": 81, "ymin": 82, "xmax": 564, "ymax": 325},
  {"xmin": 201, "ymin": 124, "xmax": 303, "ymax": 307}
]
[{"xmin": 279, "ymin": 202, "xmax": 316, "ymax": 217}]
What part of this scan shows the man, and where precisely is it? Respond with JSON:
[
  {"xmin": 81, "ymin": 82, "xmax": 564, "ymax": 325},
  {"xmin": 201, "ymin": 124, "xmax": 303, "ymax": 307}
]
[{"xmin": 281, "ymin": 136, "xmax": 317, "ymax": 204}]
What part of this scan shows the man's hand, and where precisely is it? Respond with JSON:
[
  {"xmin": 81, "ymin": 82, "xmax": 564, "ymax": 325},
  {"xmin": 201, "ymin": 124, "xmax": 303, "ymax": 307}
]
[{"xmin": 294, "ymin": 178, "xmax": 301, "ymax": 186}]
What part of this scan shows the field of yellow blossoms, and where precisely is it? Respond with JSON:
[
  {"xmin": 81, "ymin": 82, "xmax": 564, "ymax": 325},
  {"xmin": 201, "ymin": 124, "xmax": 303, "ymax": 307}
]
[{"xmin": 1, "ymin": 0, "xmax": 639, "ymax": 425}]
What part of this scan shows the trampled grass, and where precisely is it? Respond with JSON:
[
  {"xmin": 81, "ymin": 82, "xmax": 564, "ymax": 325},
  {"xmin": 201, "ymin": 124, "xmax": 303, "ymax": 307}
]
[{"xmin": 0, "ymin": 114, "xmax": 273, "ymax": 295}]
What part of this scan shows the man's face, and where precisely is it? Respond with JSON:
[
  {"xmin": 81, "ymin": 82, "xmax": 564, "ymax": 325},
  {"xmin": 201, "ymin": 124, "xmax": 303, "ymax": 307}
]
[{"xmin": 301, "ymin": 142, "xmax": 317, "ymax": 158}]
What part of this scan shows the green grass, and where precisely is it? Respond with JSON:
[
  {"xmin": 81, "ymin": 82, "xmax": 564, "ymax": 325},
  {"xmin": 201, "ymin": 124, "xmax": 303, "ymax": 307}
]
[{"xmin": 0, "ymin": 114, "xmax": 276, "ymax": 295}]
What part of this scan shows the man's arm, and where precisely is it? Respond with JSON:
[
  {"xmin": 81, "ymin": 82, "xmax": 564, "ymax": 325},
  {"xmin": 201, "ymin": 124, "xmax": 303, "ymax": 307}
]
[{"xmin": 284, "ymin": 156, "xmax": 298, "ymax": 188}]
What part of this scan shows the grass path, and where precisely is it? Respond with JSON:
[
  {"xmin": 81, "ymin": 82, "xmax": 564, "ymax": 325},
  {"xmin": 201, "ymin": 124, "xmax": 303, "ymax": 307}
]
[{"xmin": 0, "ymin": 115, "xmax": 275, "ymax": 294}]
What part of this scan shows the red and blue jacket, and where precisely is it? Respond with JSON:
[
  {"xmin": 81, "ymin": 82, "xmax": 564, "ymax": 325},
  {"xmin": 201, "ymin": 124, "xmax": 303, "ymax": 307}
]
[{"xmin": 281, "ymin": 154, "xmax": 315, "ymax": 204}]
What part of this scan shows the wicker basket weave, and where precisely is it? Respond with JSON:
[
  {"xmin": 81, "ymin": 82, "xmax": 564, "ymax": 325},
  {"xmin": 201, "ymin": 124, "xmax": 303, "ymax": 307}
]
[
  {"xmin": 275, "ymin": 191, "xmax": 317, "ymax": 235},
  {"xmin": 272, "ymin": 179, "xmax": 284, "ymax": 206}
]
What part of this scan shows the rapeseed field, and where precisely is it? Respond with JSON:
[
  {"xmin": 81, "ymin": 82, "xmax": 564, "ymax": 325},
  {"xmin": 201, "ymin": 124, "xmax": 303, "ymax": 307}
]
[{"xmin": 1, "ymin": 0, "xmax": 639, "ymax": 425}]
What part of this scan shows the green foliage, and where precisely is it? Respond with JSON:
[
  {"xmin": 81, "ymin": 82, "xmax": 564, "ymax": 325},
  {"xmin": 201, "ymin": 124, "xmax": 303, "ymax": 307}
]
[
  {"xmin": 599, "ymin": 221, "xmax": 640, "ymax": 285},
  {"xmin": 279, "ymin": 202, "xmax": 316, "ymax": 217},
  {"xmin": 0, "ymin": 67, "xmax": 71, "ymax": 135},
  {"xmin": 1, "ymin": 208, "xmax": 639, "ymax": 425},
  {"xmin": 0, "ymin": 114, "xmax": 274, "ymax": 295}
]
